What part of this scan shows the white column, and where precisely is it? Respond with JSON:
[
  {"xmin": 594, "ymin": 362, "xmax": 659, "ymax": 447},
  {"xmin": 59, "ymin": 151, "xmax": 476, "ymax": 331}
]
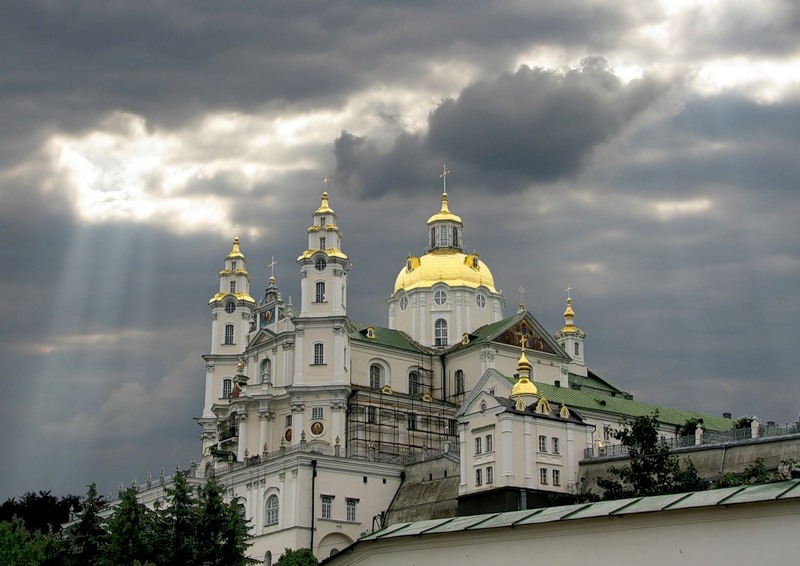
[
  {"xmin": 203, "ymin": 364, "xmax": 215, "ymax": 417},
  {"xmin": 294, "ymin": 330, "xmax": 305, "ymax": 385},
  {"xmin": 259, "ymin": 412, "xmax": 269, "ymax": 453},
  {"xmin": 458, "ymin": 422, "xmax": 468, "ymax": 494},
  {"xmin": 501, "ymin": 418, "xmax": 514, "ymax": 485},
  {"xmin": 237, "ymin": 413, "xmax": 248, "ymax": 461},
  {"xmin": 524, "ymin": 420, "xmax": 533, "ymax": 488}
]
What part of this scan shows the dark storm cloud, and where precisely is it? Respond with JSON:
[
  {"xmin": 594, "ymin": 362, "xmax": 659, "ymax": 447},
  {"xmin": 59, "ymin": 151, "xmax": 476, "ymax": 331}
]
[{"xmin": 335, "ymin": 58, "xmax": 670, "ymax": 196}]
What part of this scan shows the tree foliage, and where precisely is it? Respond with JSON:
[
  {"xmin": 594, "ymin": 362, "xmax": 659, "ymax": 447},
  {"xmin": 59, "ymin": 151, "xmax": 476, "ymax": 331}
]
[
  {"xmin": 715, "ymin": 458, "xmax": 771, "ymax": 488},
  {"xmin": 1, "ymin": 472, "xmax": 254, "ymax": 566},
  {"xmin": 0, "ymin": 490, "xmax": 81, "ymax": 534},
  {"xmin": 597, "ymin": 413, "xmax": 707, "ymax": 499},
  {"xmin": 276, "ymin": 547, "xmax": 319, "ymax": 566}
]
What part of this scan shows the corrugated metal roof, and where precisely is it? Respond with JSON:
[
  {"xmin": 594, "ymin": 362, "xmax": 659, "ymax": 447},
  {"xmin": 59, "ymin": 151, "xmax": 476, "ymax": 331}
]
[
  {"xmin": 349, "ymin": 322, "xmax": 430, "ymax": 353},
  {"xmin": 360, "ymin": 479, "xmax": 800, "ymax": 540}
]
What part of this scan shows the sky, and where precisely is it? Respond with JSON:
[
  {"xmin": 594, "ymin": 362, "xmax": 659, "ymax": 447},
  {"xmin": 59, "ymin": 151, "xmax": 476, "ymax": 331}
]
[{"xmin": 2, "ymin": 0, "xmax": 799, "ymax": 501}]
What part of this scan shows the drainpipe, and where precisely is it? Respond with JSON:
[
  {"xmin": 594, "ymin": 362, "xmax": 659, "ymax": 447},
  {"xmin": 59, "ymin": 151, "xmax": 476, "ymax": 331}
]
[{"xmin": 310, "ymin": 459, "xmax": 318, "ymax": 552}]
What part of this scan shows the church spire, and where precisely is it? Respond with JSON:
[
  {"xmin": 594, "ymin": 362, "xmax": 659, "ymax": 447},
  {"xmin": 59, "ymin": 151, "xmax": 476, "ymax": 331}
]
[
  {"xmin": 510, "ymin": 337, "xmax": 537, "ymax": 399},
  {"xmin": 426, "ymin": 165, "xmax": 464, "ymax": 251},
  {"xmin": 555, "ymin": 289, "xmax": 587, "ymax": 368}
]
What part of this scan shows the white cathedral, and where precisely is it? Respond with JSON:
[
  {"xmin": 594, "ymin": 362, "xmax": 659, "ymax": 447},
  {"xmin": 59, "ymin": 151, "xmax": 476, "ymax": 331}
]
[{"xmin": 156, "ymin": 184, "xmax": 732, "ymax": 563}]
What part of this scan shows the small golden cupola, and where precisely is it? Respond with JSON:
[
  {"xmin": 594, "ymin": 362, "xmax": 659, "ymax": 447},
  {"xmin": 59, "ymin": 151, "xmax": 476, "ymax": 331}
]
[
  {"xmin": 555, "ymin": 292, "xmax": 587, "ymax": 367},
  {"xmin": 510, "ymin": 340, "xmax": 538, "ymax": 399}
]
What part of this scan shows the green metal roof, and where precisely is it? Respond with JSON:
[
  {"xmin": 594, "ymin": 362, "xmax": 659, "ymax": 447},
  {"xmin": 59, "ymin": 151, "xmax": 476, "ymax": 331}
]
[
  {"xmin": 495, "ymin": 372, "xmax": 733, "ymax": 431},
  {"xmin": 349, "ymin": 322, "xmax": 430, "ymax": 353},
  {"xmin": 351, "ymin": 480, "xmax": 800, "ymax": 546},
  {"xmin": 569, "ymin": 370, "xmax": 628, "ymax": 396}
]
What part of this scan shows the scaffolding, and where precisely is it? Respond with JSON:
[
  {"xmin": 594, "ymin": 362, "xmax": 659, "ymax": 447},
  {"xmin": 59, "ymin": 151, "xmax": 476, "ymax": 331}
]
[{"xmin": 347, "ymin": 350, "xmax": 460, "ymax": 462}]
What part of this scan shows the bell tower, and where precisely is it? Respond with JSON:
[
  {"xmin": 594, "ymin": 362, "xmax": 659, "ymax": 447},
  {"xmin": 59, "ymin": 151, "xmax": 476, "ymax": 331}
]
[
  {"xmin": 555, "ymin": 291, "xmax": 587, "ymax": 376},
  {"xmin": 294, "ymin": 190, "xmax": 352, "ymax": 387},
  {"xmin": 208, "ymin": 237, "xmax": 256, "ymax": 355}
]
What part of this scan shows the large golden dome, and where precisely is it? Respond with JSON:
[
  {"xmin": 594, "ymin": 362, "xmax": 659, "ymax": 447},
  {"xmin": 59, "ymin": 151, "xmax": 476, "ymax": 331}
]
[{"xmin": 393, "ymin": 249, "xmax": 497, "ymax": 294}]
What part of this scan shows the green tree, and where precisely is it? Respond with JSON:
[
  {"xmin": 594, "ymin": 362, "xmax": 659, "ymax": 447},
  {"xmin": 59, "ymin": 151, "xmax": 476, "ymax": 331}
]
[
  {"xmin": 276, "ymin": 547, "xmax": 319, "ymax": 566},
  {"xmin": 163, "ymin": 471, "xmax": 197, "ymax": 565},
  {"xmin": 64, "ymin": 484, "xmax": 107, "ymax": 566},
  {"xmin": 103, "ymin": 487, "xmax": 157, "ymax": 566},
  {"xmin": 597, "ymin": 413, "xmax": 706, "ymax": 499},
  {"xmin": 715, "ymin": 458, "xmax": 771, "ymax": 488},
  {"xmin": 677, "ymin": 417, "xmax": 702, "ymax": 437},
  {"xmin": 0, "ymin": 517, "xmax": 48, "ymax": 566},
  {"xmin": 195, "ymin": 476, "xmax": 253, "ymax": 565},
  {"xmin": 0, "ymin": 491, "xmax": 81, "ymax": 535}
]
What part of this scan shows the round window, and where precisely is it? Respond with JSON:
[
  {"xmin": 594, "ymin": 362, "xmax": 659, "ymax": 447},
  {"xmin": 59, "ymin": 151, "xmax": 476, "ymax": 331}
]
[
  {"xmin": 433, "ymin": 289, "xmax": 448, "ymax": 305},
  {"xmin": 315, "ymin": 257, "xmax": 327, "ymax": 271},
  {"xmin": 476, "ymin": 293, "xmax": 486, "ymax": 309},
  {"xmin": 400, "ymin": 296, "xmax": 408, "ymax": 311},
  {"xmin": 225, "ymin": 301, "xmax": 236, "ymax": 313}
]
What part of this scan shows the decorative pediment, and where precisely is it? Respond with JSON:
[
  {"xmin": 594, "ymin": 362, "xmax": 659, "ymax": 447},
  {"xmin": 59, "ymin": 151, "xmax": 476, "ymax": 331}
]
[{"xmin": 496, "ymin": 321, "xmax": 556, "ymax": 354}]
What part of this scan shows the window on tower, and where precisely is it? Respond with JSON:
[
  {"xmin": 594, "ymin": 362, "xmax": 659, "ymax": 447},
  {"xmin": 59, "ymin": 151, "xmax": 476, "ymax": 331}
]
[
  {"xmin": 452, "ymin": 227, "xmax": 459, "ymax": 247},
  {"xmin": 224, "ymin": 324, "xmax": 235, "ymax": 345},
  {"xmin": 434, "ymin": 318, "xmax": 448, "ymax": 346},
  {"xmin": 315, "ymin": 257, "xmax": 327, "ymax": 271},
  {"xmin": 313, "ymin": 343, "xmax": 325, "ymax": 365},
  {"xmin": 230, "ymin": 281, "xmax": 236, "ymax": 293},
  {"xmin": 225, "ymin": 301, "xmax": 236, "ymax": 314},
  {"xmin": 222, "ymin": 378, "xmax": 233, "ymax": 399},
  {"xmin": 439, "ymin": 225, "xmax": 448, "ymax": 246},
  {"xmin": 231, "ymin": 261, "xmax": 237, "ymax": 270},
  {"xmin": 574, "ymin": 342, "xmax": 580, "ymax": 356},
  {"xmin": 315, "ymin": 281, "xmax": 326, "ymax": 303},
  {"xmin": 430, "ymin": 228, "xmax": 435, "ymax": 248},
  {"xmin": 433, "ymin": 289, "xmax": 447, "ymax": 305},
  {"xmin": 319, "ymin": 236, "xmax": 326, "ymax": 250},
  {"xmin": 265, "ymin": 495, "xmax": 279, "ymax": 525}
]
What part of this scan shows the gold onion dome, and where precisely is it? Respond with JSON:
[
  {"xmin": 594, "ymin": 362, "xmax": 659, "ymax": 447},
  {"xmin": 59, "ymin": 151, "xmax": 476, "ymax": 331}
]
[
  {"xmin": 315, "ymin": 191, "xmax": 334, "ymax": 214},
  {"xmin": 226, "ymin": 237, "xmax": 245, "ymax": 260},
  {"xmin": 510, "ymin": 346, "xmax": 537, "ymax": 398},
  {"xmin": 427, "ymin": 192, "xmax": 462, "ymax": 224},
  {"xmin": 394, "ymin": 250, "xmax": 497, "ymax": 293},
  {"xmin": 559, "ymin": 297, "xmax": 581, "ymax": 335}
]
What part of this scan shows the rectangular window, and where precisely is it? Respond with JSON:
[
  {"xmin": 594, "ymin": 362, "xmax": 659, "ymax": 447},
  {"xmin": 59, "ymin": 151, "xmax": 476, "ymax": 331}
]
[
  {"xmin": 574, "ymin": 342, "xmax": 580, "ymax": 356},
  {"xmin": 553, "ymin": 469, "xmax": 561, "ymax": 486},
  {"xmin": 313, "ymin": 343, "xmax": 324, "ymax": 365},
  {"xmin": 485, "ymin": 434, "xmax": 493, "ymax": 452},
  {"xmin": 486, "ymin": 466, "xmax": 494, "ymax": 484},
  {"xmin": 367, "ymin": 406, "xmax": 377, "ymax": 423},
  {"xmin": 552, "ymin": 437, "xmax": 560, "ymax": 454},
  {"xmin": 312, "ymin": 407, "xmax": 324, "ymax": 420},
  {"xmin": 474, "ymin": 436, "xmax": 482, "ymax": 454},
  {"xmin": 231, "ymin": 261, "xmax": 237, "ymax": 270},
  {"xmin": 346, "ymin": 498, "xmax": 357, "ymax": 522},
  {"xmin": 321, "ymin": 496, "xmax": 332, "ymax": 519},
  {"xmin": 540, "ymin": 468, "xmax": 548, "ymax": 485},
  {"xmin": 407, "ymin": 413, "xmax": 417, "ymax": 431},
  {"xmin": 315, "ymin": 281, "xmax": 326, "ymax": 303},
  {"xmin": 319, "ymin": 236, "xmax": 326, "ymax": 249},
  {"xmin": 320, "ymin": 216, "xmax": 326, "ymax": 226},
  {"xmin": 285, "ymin": 415, "xmax": 292, "ymax": 427},
  {"xmin": 224, "ymin": 324, "xmax": 235, "ymax": 345},
  {"xmin": 230, "ymin": 281, "xmax": 236, "ymax": 293},
  {"xmin": 475, "ymin": 468, "xmax": 482, "ymax": 486},
  {"xmin": 538, "ymin": 435, "xmax": 547, "ymax": 452}
]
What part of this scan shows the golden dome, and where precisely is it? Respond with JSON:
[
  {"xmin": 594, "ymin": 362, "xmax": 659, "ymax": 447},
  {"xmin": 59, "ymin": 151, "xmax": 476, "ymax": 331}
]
[
  {"xmin": 510, "ymin": 348, "xmax": 537, "ymax": 398},
  {"xmin": 427, "ymin": 193, "xmax": 462, "ymax": 224},
  {"xmin": 315, "ymin": 191, "xmax": 334, "ymax": 214},
  {"xmin": 393, "ymin": 249, "xmax": 497, "ymax": 293},
  {"xmin": 559, "ymin": 297, "xmax": 581, "ymax": 335},
  {"xmin": 226, "ymin": 237, "xmax": 245, "ymax": 260}
]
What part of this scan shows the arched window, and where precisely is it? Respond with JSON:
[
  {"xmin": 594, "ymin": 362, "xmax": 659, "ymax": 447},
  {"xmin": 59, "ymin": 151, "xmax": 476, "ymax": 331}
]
[
  {"xmin": 264, "ymin": 550, "xmax": 272, "ymax": 566},
  {"xmin": 265, "ymin": 494, "xmax": 279, "ymax": 525},
  {"xmin": 369, "ymin": 364, "xmax": 382, "ymax": 389},
  {"xmin": 430, "ymin": 228, "xmax": 435, "ymax": 247},
  {"xmin": 409, "ymin": 371, "xmax": 420, "ymax": 396},
  {"xmin": 435, "ymin": 319, "xmax": 448, "ymax": 346},
  {"xmin": 313, "ymin": 343, "xmax": 325, "ymax": 365},
  {"xmin": 455, "ymin": 369, "xmax": 465, "ymax": 395},
  {"xmin": 315, "ymin": 281, "xmax": 326, "ymax": 303},
  {"xmin": 224, "ymin": 324, "xmax": 235, "ymax": 345},
  {"xmin": 261, "ymin": 359, "xmax": 272, "ymax": 384},
  {"xmin": 452, "ymin": 227, "xmax": 459, "ymax": 247},
  {"xmin": 222, "ymin": 378, "xmax": 233, "ymax": 399},
  {"xmin": 439, "ymin": 225, "xmax": 448, "ymax": 246}
]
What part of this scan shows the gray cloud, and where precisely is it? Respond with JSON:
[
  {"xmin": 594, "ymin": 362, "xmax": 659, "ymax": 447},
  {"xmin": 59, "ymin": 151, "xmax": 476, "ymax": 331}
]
[{"xmin": 335, "ymin": 58, "xmax": 671, "ymax": 196}]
